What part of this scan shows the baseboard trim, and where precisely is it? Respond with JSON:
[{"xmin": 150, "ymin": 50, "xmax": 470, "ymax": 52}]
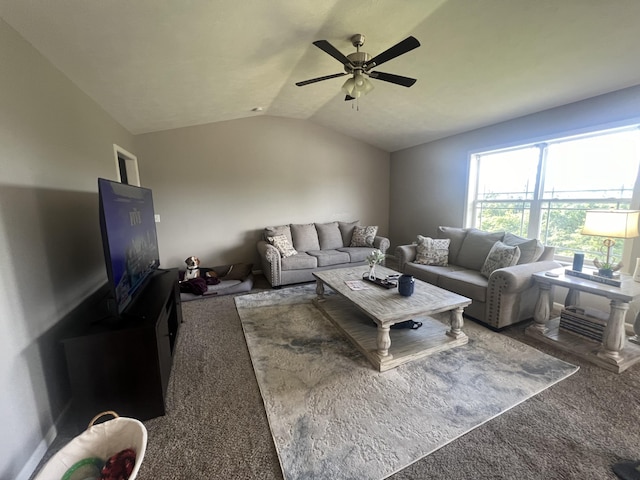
[{"xmin": 16, "ymin": 404, "xmax": 70, "ymax": 480}]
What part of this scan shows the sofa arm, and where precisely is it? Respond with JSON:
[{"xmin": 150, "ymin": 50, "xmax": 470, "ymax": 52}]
[
  {"xmin": 489, "ymin": 260, "xmax": 562, "ymax": 293},
  {"xmin": 486, "ymin": 260, "xmax": 561, "ymax": 329},
  {"xmin": 374, "ymin": 236, "xmax": 390, "ymax": 254},
  {"xmin": 395, "ymin": 244, "xmax": 417, "ymax": 272},
  {"xmin": 257, "ymin": 240, "xmax": 282, "ymax": 287}
]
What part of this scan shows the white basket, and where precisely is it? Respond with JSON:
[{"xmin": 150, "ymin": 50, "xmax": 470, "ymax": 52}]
[{"xmin": 34, "ymin": 411, "xmax": 147, "ymax": 480}]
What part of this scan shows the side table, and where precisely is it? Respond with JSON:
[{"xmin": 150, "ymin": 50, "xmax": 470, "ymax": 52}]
[{"xmin": 526, "ymin": 268, "xmax": 640, "ymax": 373}]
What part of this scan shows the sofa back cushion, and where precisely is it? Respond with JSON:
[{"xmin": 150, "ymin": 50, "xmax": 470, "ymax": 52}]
[
  {"xmin": 315, "ymin": 222, "xmax": 344, "ymax": 249},
  {"xmin": 456, "ymin": 228, "xmax": 505, "ymax": 270},
  {"xmin": 264, "ymin": 224, "xmax": 293, "ymax": 245},
  {"xmin": 338, "ymin": 221, "xmax": 359, "ymax": 247},
  {"xmin": 503, "ymin": 233, "xmax": 544, "ymax": 264},
  {"xmin": 437, "ymin": 226, "xmax": 469, "ymax": 265},
  {"xmin": 291, "ymin": 223, "xmax": 320, "ymax": 252}
]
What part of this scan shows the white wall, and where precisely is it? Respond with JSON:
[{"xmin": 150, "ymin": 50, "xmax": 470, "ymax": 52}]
[
  {"xmin": 390, "ymin": 85, "xmax": 640, "ymax": 322},
  {"xmin": 134, "ymin": 116, "xmax": 390, "ymax": 270},
  {"xmin": 0, "ymin": 19, "xmax": 135, "ymax": 479}
]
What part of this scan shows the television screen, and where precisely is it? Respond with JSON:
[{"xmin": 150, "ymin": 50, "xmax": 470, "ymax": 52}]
[{"xmin": 98, "ymin": 178, "xmax": 160, "ymax": 315}]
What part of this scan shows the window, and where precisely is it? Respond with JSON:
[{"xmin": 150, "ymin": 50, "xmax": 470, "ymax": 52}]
[{"xmin": 467, "ymin": 126, "xmax": 640, "ymax": 263}]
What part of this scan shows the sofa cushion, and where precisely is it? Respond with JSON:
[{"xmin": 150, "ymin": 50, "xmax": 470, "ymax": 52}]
[
  {"xmin": 338, "ymin": 221, "xmax": 359, "ymax": 247},
  {"xmin": 281, "ymin": 252, "xmax": 317, "ymax": 270},
  {"xmin": 350, "ymin": 225, "xmax": 378, "ymax": 247},
  {"xmin": 315, "ymin": 222, "xmax": 344, "ymax": 250},
  {"xmin": 291, "ymin": 223, "xmax": 320, "ymax": 252},
  {"xmin": 437, "ymin": 226, "xmax": 469, "ymax": 265},
  {"xmin": 338, "ymin": 247, "xmax": 372, "ymax": 263},
  {"xmin": 438, "ymin": 270, "xmax": 488, "ymax": 302},
  {"xmin": 267, "ymin": 234, "xmax": 297, "ymax": 258},
  {"xmin": 307, "ymin": 249, "xmax": 351, "ymax": 267},
  {"xmin": 264, "ymin": 224, "xmax": 292, "ymax": 245},
  {"xmin": 480, "ymin": 241, "xmax": 521, "ymax": 277},
  {"xmin": 503, "ymin": 233, "xmax": 544, "ymax": 264},
  {"xmin": 404, "ymin": 263, "xmax": 467, "ymax": 286},
  {"xmin": 456, "ymin": 229, "xmax": 505, "ymax": 271},
  {"xmin": 415, "ymin": 236, "xmax": 450, "ymax": 266}
]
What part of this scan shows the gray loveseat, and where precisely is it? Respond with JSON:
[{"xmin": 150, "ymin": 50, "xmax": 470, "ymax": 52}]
[
  {"xmin": 395, "ymin": 226, "xmax": 560, "ymax": 330},
  {"xmin": 257, "ymin": 221, "xmax": 390, "ymax": 287}
]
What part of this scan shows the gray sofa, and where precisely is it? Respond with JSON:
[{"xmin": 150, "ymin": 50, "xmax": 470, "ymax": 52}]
[
  {"xmin": 395, "ymin": 227, "xmax": 560, "ymax": 330},
  {"xmin": 257, "ymin": 221, "xmax": 390, "ymax": 287}
]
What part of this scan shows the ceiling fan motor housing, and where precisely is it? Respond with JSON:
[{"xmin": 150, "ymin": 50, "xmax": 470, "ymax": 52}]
[{"xmin": 344, "ymin": 52, "xmax": 371, "ymax": 74}]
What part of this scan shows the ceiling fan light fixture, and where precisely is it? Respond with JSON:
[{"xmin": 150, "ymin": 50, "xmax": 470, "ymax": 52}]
[
  {"xmin": 361, "ymin": 77, "xmax": 374, "ymax": 95},
  {"xmin": 341, "ymin": 77, "xmax": 355, "ymax": 95}
]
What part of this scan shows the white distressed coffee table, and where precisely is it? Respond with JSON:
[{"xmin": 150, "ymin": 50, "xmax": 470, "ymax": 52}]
[{"xmin": 312, "ymin": 265, "xmax": 472, "ymax": 371}]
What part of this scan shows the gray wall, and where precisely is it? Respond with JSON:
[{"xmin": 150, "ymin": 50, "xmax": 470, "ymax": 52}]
[
  {"xmin": 1, "ymin": 19, "xmax": 389, "ymax": 479},
  {"xmin": 389, "ymin": 85, "xmax": 640, "ymax": 322},
  {"xmin": 134, "ymin": 116, "xmax": 390, "ymax": 270},
  {"xmin": 390, "ymin": 85, "xmax": 640, "ymax": 250},
  {"xmin": 0, "ymin": 19, "xmax": 135, "ymax": 480}
]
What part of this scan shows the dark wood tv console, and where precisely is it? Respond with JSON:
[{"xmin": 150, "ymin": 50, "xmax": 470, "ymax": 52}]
[{"xmin": 62, "ymin": 268, "xmax": 182, "ymax": 425}]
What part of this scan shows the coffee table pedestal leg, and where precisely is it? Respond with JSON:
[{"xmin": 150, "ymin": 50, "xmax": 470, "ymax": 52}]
[
  {"xmin": 447, "ymin": 306, "xmax": 467, "ymax": 339},
  {"xmin": 597, "ymin": 300, "xmax": 629, "ymax": 366},
  {"xmin": 315, "ymin": 279, "xmax": 325, "ymax": 301},
  {"xmin": 376, "ymin": 325, "xmax": 392, "ymax": 360}
]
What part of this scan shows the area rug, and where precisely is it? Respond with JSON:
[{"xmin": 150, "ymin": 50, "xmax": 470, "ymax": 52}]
[{"xmin": 235, "ymin": 284, "xmax": 578, "ymax": 480}]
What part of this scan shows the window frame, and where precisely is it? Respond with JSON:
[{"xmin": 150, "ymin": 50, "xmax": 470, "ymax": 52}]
[{"xmin": 466, "ymin": 125, "xmax": 640, "ymax": 267}]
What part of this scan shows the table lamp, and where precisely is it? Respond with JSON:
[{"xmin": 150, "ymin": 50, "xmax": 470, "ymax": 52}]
[{"xmin": 581, "ymin": 209, "xmax": 640, "ymax": 277}]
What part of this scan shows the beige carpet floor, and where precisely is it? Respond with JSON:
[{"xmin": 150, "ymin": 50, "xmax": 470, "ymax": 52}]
[{"xmin": 32, "ymin": 272, "xmax": 640, "ymax": 480}]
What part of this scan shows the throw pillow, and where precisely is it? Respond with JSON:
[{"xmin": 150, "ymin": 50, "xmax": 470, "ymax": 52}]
[
  {"xmin": 481, "ymin": 241, "xmax": 521, "ymax": 278},
  {"xmin": 502, "ymin": 233, "xmax": 544, "ymax": 264},
  {"xmin": 350, "ymin": 225, "xmax": 378, "ymax": 247},
  {"xmin": 268, "ymin": 234, "xmax": 297, "ymax": 258},
  {"xmin": 415, "ymin": 236, "xmax": 450, "ymax": 266}
]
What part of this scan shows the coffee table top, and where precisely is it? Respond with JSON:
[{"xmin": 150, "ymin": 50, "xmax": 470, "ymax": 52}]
[{"xmin": 313, "ymin": 265, "xmax": 471, "ymax": 325}]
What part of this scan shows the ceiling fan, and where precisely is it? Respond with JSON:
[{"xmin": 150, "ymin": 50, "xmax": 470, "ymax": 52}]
[{"xmin": 295, "ymin": 34, "xmax": 420, "ymax": 101}]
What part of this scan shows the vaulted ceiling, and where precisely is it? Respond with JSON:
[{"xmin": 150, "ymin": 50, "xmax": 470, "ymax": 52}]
[{"xmin": 2, "ymin": 0, "xmax": 640, "ymax": 152}]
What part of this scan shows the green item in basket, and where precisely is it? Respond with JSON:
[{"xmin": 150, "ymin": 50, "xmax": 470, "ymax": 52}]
[{"xmin": 61, "ymin": 457, "xmax": 104, "ymax": 480}]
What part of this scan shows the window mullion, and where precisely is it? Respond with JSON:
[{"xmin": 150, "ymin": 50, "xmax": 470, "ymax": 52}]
[{"xmin": 527, "ymin": 143, "xmax": 547, "ymax": 239}]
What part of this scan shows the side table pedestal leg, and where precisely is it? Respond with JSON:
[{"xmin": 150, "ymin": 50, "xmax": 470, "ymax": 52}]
[
  {"xmin": 528, "ymin": 282, "xmax": 552, "ymax": 335},
  {"xmin": 597, "ymin": 300, "xmax": 629, "ymax": 365}
]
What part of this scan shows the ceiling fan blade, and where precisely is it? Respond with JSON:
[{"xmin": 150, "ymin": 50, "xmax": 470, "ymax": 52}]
[
  {"xmin": 368, "ymin": 71, "xmax": 417, "ymax": 87},
  {"xmin": 313, "ymin": 40, "xmax": 355, "ymax": 67},
  {"xmin": 295, "ymin": 72, "xmax": 347, "ymax": 87},
  {"xmin": 364, "ymin": 36, "xmax": 420, "ymax": 70},
  {"xmin": 345, "ymin": 95, "xmax": 355, "ymax": 101}
]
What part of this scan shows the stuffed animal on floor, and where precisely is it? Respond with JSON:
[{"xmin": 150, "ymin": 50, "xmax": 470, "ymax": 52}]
[{"xmin": 183, "ymin": 256, "xmax": 201, "ymax": 281}]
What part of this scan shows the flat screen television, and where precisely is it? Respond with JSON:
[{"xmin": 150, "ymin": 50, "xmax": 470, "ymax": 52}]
[{"xmin": 98, "ymin": 178, "xmax": 160, "ymax": 315}]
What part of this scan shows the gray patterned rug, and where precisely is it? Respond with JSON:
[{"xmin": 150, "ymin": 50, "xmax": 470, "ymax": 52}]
[{"xmin": 235, "ymin": 284, "xmax": 578, "ymax": 480}]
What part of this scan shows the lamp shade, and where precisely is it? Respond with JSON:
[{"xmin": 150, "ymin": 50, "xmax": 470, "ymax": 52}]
[{"xmin": 581, "ymin": 210, "xmax": 640, "ymax": 239}]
